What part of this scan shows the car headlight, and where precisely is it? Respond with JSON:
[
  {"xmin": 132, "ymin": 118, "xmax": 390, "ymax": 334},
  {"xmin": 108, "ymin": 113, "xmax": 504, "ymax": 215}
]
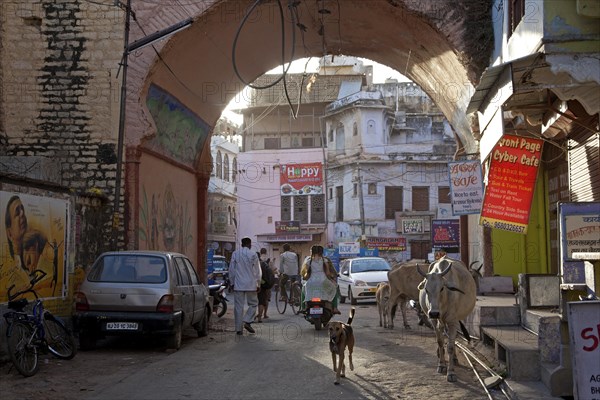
[{"xmin": 354, "ymin": 280, "xmax": 367, "ymax": 286}]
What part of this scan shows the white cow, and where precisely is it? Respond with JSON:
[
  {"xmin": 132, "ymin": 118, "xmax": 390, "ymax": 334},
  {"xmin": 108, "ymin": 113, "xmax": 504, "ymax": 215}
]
[{"xmin": 417, "ymin": 256, "xmax": 477, "ymax": 382}]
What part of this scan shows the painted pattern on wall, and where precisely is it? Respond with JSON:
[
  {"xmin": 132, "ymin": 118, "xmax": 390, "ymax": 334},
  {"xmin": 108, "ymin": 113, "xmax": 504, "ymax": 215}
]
[
  {"xmin": 139, "ymin": 183, "xmax": 194, "ymax": 255},
  {"xmin": 145, "ymin": 84, "xmax": 209, "ymax": 167},
  {"xmin": 1, "ymin": 192, "xmax": 68, "ymax": 303}
]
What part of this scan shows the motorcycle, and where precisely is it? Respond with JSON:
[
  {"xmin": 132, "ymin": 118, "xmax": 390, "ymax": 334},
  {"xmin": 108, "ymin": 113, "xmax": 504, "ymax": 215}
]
[
  {"xmin": 303, "ymin": 297, "xmax": 334, "ymax": 331},
  {"xmin": 208, "ymin": 273, "xmax": 230, "ymax": 318}
]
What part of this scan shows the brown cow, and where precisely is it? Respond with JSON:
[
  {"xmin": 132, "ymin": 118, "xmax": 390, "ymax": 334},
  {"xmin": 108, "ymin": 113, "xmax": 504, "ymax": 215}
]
[
  {"xmin": 375, "ymin": 282, "xmax": 391, "ymax": 327},
  {"xmin": 417, "ymin": 256, "xmax": 477, "ymax": 382},
  {"xmin": 386, "ymin": 260, "xmax": 428, "ymax": 329}
]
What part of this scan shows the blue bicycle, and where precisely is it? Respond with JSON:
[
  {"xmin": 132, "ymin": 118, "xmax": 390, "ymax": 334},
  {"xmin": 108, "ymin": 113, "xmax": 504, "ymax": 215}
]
[{"xmin": 4, "ymin": 293, "xmax": 76, "ymax": 377}]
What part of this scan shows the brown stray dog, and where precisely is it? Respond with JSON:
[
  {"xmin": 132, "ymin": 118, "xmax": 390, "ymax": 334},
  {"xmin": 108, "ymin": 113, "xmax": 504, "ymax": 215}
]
[{"xmin": 327, "ymin": 307, "xmax": 356, "ymax": 385}]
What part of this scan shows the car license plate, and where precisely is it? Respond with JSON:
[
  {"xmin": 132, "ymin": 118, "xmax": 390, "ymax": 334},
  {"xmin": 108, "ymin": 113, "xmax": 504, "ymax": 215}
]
[
  {"xmin": 309, "ymin": 307, "xmax": 323, "ymax": 315},
  {"xmin": 106, "ymin": 322, "xmax": 138, "ymax": 330}
]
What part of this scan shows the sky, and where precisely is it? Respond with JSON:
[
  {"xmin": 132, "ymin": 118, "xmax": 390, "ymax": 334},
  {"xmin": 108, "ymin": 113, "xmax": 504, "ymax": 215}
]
[{"xmin": 222, "ymin": 57, "xmax": 409, "ymax": 124}]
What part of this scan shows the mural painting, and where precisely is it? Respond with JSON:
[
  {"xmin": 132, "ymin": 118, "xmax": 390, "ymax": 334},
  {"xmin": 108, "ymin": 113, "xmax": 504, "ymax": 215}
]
[
  {"xmin": 139, "ymin": 183, "xmax": 194, "ymax": 256},
  {"xmin": 0, "ymin": 192, "xmax": 68, "ymax": 303},
  {"xmin": 145, "ymin": 84, "xmax": 210, "ymax": 167}
]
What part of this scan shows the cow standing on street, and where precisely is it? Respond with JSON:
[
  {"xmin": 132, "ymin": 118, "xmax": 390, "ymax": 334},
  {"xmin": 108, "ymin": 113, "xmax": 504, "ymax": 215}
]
[
  {"xmin": 386, "ymin": 260, "xmax": 428, "ymax": 329},
  {"xmin": 417, "ymin": 257, "xmax": 477, "ymax": 382}
]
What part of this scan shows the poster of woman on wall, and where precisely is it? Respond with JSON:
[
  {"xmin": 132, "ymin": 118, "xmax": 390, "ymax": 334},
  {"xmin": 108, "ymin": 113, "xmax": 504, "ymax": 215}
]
[{"xmin": 0, "ymin": 191, "xmax": 68, "ymax": 303}]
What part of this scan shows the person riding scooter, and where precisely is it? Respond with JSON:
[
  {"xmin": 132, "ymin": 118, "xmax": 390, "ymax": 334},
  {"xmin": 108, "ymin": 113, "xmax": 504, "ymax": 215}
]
[{"xmin": 300, "ymin": 245, "xmax": 341, "ymax": 315}]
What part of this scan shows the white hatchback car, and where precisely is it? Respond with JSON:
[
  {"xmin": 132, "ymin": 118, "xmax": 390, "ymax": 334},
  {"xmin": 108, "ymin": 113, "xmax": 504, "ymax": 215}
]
[{"xmin": 338, "ymin": 257, "xmax": 392, "ymax": 304}]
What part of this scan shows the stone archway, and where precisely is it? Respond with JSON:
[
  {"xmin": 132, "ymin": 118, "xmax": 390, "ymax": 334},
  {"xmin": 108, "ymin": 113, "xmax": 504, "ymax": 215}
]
[{"xmin": 123, "ymin": 0, "xmax": 494, "ymax": 270}]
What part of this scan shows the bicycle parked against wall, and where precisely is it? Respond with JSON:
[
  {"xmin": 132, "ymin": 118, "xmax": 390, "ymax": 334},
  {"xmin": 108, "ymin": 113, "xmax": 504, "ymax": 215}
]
[
  {"xmin": 274, "ymin": 275, "xmax": 302, "ymax": 315},
  {"xmin": 3, "ymin": 280, "xmax": 77, "ymax": 377}
]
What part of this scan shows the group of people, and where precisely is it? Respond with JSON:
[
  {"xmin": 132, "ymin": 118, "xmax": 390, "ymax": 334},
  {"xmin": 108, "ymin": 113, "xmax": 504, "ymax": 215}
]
[{"xmin": 227, "ymin": 237, "xmax": 341, "ymax": 336}]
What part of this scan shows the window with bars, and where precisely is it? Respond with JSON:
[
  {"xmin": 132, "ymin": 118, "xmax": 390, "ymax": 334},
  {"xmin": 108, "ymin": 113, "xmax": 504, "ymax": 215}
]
[
  {"xmin": 508, "ymin": 0, "xmax": 525, "ymax": 38},
  {"xmin": 264, "ymin": 137, "xmax": 281, "ymax": 149},
  {"xmin": 294, "ymin": 196, "xmax": 308, "ymax": 224},
  {"xmin": 336, "ymin": 186, "xmax": 344, "ymax": 221},
  {"xmin": 216, "ymin": 151, "xmax": 222, "ymax": 179},
  {"xmin": 368, "ymin": 183, "xmax": 377, "ymax": 195},
  {"xmin": 223, "ymin": 154, "xmax": 229, "ymax": 182},
  {"xmin": 412, "ymin": 187, "xmax": 430, "ymax": 211},
  {"xmin": 385, "ymin": 186, "xmax": 403, "ymax": 219},
  {"xmin": 311, "ymin": 194, "xmax": 325, "ymax": 223},
  {"xmin": 438, "ymin": 186, "xmax": 450, "ymax": 204},
  {"xmin": 281, "ymin": 196, "xmax": 291, "ymax": 221}
]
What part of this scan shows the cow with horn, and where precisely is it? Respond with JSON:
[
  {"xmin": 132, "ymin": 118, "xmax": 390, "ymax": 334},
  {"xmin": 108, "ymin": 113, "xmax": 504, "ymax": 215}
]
[{"xmin": 417, "ymin": 256, "xmax": 477, "ymax": 382}]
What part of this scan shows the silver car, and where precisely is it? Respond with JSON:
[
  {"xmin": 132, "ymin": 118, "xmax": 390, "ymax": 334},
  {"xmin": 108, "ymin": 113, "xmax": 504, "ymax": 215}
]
[{"xmin": 73, "ymin": 251, "xmax": 211, "ymax": 350}]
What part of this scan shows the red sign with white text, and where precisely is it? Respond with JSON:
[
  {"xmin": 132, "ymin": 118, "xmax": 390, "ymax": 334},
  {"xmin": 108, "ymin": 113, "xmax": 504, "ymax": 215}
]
[
  {"xmin": 280, "ymin": 163, "xmax": 323, "ymax": 196},
  {"xmin": 480, "ymin": 135, "xmax": 543, "ymax": 234}
]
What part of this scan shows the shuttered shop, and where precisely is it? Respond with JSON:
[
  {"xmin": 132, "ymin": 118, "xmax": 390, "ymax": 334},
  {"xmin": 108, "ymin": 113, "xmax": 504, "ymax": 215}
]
[{"xmin": 568, "ymin": 129, "xmax": 599, "ymax": 202}]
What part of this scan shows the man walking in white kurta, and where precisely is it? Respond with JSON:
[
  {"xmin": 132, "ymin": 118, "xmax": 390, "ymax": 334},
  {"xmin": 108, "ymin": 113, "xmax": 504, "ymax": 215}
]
[{"xmin": 229, "ymin": 237, "xmax": 262, "ymax": 335}]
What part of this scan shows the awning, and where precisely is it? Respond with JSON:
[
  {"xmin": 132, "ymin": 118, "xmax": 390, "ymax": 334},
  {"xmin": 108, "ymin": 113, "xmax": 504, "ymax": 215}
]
[{"xmin": 468, "ymin": 52, "xmax": 600, "ymax": 143}]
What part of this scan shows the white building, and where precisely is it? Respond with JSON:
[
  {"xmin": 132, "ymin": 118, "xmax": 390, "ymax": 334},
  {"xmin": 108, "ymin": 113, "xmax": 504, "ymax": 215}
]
[
  {"xmin": 323, "ymin": 81, "xmax": 457, "ymax": 263},
  {"xmin": 236, "ymin": 59, "xmax": 369, "ymax": 262},
  {"xmin": 207, "ymin": 118, "xmax": 239, "ymax": 260}
]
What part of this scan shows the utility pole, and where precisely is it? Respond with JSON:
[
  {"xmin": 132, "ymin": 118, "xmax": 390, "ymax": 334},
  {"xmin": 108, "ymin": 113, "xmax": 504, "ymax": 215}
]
[{"xmin": 357, "ymin": 162, "xmax": 366, "ymax": 246}]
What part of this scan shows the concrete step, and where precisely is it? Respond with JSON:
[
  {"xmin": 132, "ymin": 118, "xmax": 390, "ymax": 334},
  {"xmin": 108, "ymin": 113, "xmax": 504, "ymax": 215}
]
[
  {"xmin": 467, "ymin": 295, "xmax": 521, "ymax": 337},
  {"xmin": 481, "ymin": 326, "xmax": 540, "ymax": 381},
  {"xmin": 541, "ymin": 362, "xmax": 574, "ymax": 398},
  {"xmin": 522, "ymin": 308, "xmax": 560, "ymax": 335}
]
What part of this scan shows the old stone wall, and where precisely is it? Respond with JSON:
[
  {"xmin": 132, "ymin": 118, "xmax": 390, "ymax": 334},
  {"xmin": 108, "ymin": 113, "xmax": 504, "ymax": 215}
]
[{"xmin": 0, "ymin": 1, "xmax": 126, "ymax": 249}]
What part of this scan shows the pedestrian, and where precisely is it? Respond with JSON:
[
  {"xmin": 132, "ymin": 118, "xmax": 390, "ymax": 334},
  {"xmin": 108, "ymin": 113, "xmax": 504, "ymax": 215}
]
[
  {"xmin": 257, "ymin": 248, "xmax": 274, "ymax": 322},
  {"xmin": 228, "ymin": 237, "xmax": 262, "ymax": 335},
  {"xmin": 278, "ymin": 243, "xmax": 299, "ymax": 301}
]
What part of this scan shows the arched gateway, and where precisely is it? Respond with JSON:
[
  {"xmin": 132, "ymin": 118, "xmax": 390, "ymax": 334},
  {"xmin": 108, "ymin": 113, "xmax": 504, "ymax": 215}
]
[{"xmin": 124, "ymin": 0, "xmax": 492, "ymax": 270}]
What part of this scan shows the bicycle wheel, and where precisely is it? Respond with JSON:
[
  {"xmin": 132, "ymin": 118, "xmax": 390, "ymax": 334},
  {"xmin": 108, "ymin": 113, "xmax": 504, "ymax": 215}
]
[
  {"xmin": 44, "ymin": 313, "xmax": 77, "ymax": 360},
  {"xmin": 275, "ymin": 285, "xmax": 287, "ymax": 314},
  {"xmin": 290, "ymin": 283, "xmax": 302, "ymax": 315},
  {"xmin": 7, "ymin": 321, "xmax": 39, "ymax": 377}
]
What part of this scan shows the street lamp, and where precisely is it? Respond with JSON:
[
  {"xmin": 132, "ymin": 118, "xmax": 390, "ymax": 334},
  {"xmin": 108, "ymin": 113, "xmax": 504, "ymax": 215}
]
[{"xmin": 111, "ymin": 1, "xmax": 193, "ymax": 249}]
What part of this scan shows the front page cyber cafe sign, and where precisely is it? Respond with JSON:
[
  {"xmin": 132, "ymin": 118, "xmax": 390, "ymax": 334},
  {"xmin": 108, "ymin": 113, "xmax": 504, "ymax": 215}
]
[
  {"xmin": 480, "ymin": 134, "xmax": 543, "ymax": 234},
  {"xmin": 280, "ymin": 162, "xmax": 323, "ymax": 196}
]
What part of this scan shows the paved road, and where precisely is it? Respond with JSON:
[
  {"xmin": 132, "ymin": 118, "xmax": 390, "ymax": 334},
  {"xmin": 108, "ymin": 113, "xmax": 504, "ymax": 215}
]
[{"xmin": 82, "ymin": 300, "xmax": 486, "ymax": 400}]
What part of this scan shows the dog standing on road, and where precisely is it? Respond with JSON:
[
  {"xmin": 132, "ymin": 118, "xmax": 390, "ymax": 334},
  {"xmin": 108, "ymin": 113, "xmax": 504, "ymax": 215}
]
[{"xmin": 327, "ymin": 307, "xmax": 356, "ymax": 385}]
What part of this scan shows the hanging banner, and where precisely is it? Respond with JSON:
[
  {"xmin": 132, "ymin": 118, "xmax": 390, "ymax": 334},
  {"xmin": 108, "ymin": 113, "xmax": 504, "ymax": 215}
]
[
  {"xmin": 480, "ymin": 135, "xmax": 543, "ymax": 234},
  {"xmin": 0, "ymin": 192, "xmax": 69, "ymax": 303},
  {"xmin": 448, "ymin": 160, "xmax": 484, "ymax": 215},
  {"xmin": 280, "ymin": 162, "xmax": 323, "ymax": 196}
]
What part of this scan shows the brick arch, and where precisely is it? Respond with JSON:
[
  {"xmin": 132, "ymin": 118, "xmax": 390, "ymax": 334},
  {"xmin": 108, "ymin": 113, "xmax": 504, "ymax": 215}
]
[{"xmin": 124, "ymin": 0, "xmax": 493, "ymax": 265}]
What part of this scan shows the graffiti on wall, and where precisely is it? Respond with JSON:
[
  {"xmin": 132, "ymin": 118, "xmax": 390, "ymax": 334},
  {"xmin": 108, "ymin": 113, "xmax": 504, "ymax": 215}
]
[
  {"xmin": 139, "ymin": 184, "xmax": 193, "ymax": 254},
  {"xmin": 145, "ymin": 84, "xmax": 210, "ymax": 166},
  {"xmin": 0, "ymin": 192, "xmax": 68, "ymax": 303}
]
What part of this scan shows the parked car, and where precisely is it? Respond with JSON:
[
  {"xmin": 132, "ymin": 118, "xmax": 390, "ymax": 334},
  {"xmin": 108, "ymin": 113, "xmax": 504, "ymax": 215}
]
[
  {"xmin": 73, "ymin": 251, "xmax": 211, "ymax": 351},
  {"xmin": 338, "ymin": 257, "xmax": 392, "ymax": 305}
]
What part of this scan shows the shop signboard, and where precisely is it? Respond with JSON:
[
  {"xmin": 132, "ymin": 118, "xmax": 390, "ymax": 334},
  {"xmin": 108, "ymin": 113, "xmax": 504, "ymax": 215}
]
[
  {"xmin": 338, "ymin": 242, "xmax": 360, "ymax": 256},
  {"xmin": 432, "ymin": 219, "xmax": 460, "ymax": 252},
  {"xmin": 480, "ymin": 134, "xmax": 543, "ymax": 234},
  {"xmin": 448, "ymin": 160, "xmax": 484, "ymax": 215},
  {"xmin": 567, "ymin": 301, "xmax": 600, "ymax": 400},
  {"xmin": 280, "ymin": 162, "xmax": 323, "ymax": 196},
  {"xmin": 275, "ymin": 220, "xmax": 301, "ymax": 234},
  {"xmin": 366, "ymin": 237, "xmax": 406, "ymax": 251}
]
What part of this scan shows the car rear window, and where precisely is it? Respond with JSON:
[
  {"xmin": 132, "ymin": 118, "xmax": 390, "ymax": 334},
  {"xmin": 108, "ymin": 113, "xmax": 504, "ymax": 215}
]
[
  {"xmin": 87, "ymin": 255, "xmax": 167, "ymax": 283},
  {"xmin": 351, "ymin": 259, "xmax": 391, "ymax": 273}
]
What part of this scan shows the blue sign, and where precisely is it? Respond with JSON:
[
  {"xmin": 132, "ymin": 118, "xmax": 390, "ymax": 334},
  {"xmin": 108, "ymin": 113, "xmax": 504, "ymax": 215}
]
[
  {"xmin": 324, "ymin": 248, "xmax": 340, "ymax": 272},
  {"xmin": 206, "ymin": 248, "xmax": 215, "ymax": 284},
  {"xmin": 360, "ymin": 248, "xmax": 379, "ymax": 257}
]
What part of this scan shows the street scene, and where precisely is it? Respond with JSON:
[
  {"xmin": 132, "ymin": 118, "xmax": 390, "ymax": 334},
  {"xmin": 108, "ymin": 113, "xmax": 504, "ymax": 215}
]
[
  {"xmin": 0, "ymin": 1, "xmax": 599, "ymax": 400},
  {"xmin": 1, "ymin": 301, "xmax": 494, "ymax": 400}
]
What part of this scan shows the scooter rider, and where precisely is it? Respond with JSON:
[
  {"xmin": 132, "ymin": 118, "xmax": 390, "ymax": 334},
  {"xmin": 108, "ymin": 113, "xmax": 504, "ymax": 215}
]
[{"xmin": 300, "ymin": 245, "xmax": 341, "ymax": 315}]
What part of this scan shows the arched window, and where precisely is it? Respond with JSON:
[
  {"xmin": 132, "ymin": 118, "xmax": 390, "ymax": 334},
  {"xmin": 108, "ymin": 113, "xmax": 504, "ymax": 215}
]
[
  {"xmin": 216, "ymin": 151, "xmax": 222, "ymax": 179},
  {"xmin": 232, "ymin": 157, "xmax": 238, "ymax": 182},
  {"xmin": 328, "ymin": 127, "xmax": 334, "ymax": 143},
  {"xmin": 223, "ymin": 154, "xmax": 230, "ymax": 182},
  {"xmin": 353, "ymin": 121, "xmax": 358, "ymax": 136},
  {"xmin": 228, "ymin": 206, "xmax": 232, "ymax": 225},
  {"xmin": 335, "ymin": 122, "xmax": 345, "ymax": 152},
  {"xmin": 367, "ymin": 120, "xmax": 376, "ymax": 135}
]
